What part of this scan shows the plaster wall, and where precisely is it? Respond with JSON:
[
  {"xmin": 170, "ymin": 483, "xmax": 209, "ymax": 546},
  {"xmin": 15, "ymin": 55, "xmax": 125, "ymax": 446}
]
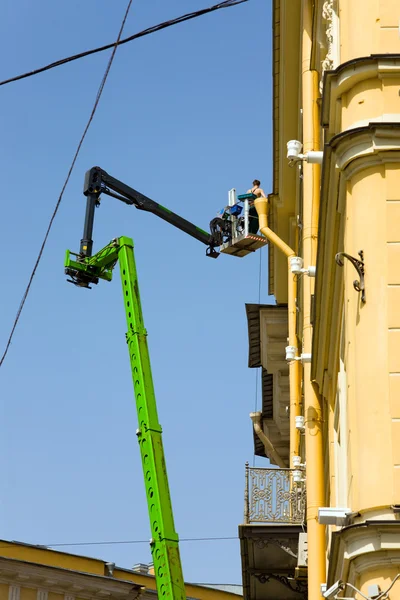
[
  {"xmin": 344, "ymin": 164, "xmax": 395, "ymax": 512},
  {"xmin": 340, "ymin": 0, "xmax": 400, "ymax": 62},
  {"xmin": 342, "ymin": 77, "xmax": 400, "ymax": 132}
]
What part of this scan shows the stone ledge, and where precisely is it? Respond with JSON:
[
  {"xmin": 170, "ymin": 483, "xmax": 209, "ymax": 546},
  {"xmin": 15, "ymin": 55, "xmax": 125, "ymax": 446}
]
[
  {"xmin": 327, "ymin": 521, "xmax": 400, "ymax": 589},
  {"xmin": 321, "ymin": 55, "xmax": 400, "ymax": 136}
]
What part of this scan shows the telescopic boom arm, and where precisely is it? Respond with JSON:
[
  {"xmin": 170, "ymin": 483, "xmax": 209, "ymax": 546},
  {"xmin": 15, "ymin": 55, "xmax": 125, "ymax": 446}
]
[
  {"xmin": 80, "ymin": 166, "xmax": 219, "ymax": 259},
  {"xmin": 65, "ymin": 237, "xmax": 186, "ymax": 600},
  {"xmin": 64, "ymin": 167, "xmax": 221, "ymax": 600},
  {"xmin": 64, "ymin": 166, "xmax": 239, "ymax": 598}
]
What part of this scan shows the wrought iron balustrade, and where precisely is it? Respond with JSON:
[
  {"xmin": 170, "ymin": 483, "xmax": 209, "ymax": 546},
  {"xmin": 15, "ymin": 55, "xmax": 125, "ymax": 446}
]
[{"xmin": 243, "ymin": 463, "xmax": 306, "ymax": 524}]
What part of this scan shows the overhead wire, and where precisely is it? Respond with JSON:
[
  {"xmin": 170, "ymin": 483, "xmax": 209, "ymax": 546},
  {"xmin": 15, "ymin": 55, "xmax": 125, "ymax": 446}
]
[
  {"xmin": 190, "ymin": 584, "xmax": 243, "ymax": 588},
  {"xmin": 0, "ymin": 0, "xmax": 134, "ymax": 368},
  {"xmin": 0, "ymin": 0, "xmax": 249, "ymax": 88},
  {"xmin": 376, "ymin": 575, "xmax": 400, "ymax": 600},
  {"xmin": 0, "ymin": 537, "xmax": 238, "ymax": 550},
  {"xmin": 341, "ymin": 583, "xmax": 371, "ymax": 600},
  {"xmin": 0, "ymin": 0, "xmax": 250, "ymax": 369},
  {"xmin": 47, "ymin": 536, "xmax": 238, "ymax": 547}
]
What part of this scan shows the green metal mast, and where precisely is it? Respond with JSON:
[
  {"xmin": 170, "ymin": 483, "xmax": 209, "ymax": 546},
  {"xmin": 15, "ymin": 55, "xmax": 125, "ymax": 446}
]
[{"xmin": 65, "ymin": 236, "xmax": 186, "ymax": 600}]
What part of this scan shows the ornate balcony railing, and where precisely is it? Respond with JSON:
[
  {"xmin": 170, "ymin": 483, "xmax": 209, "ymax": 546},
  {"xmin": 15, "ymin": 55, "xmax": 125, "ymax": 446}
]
[{"xmin": 243, "ymin": 463, "xmax": 306, "ymax": 525}]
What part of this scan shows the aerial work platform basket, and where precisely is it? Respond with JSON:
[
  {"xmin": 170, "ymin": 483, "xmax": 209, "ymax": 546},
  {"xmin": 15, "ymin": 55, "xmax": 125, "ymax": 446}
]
[{"xmin": 219, "ymin": 189, "xmax": 268, "ymax": 257}]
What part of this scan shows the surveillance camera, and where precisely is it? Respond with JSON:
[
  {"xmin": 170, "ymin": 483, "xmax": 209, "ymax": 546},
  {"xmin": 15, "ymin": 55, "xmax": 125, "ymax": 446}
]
[
  {"xmin": 287, "ymin": 140, "xmax": 303, "ymax": 161},
  {"xmin": 287, "ymin": 140, "xmax": 324, "ymax": 165},
  {"xmin": 306, "ymin": 150, "xmax": 324, "ymax": 164},
  {"xmin": 323, "ymin": 580, "xmax": 344, "ymax": 599},
  {"xmin": 290, "ymin": 256, "xmax": 316, "ymax": 277},
  {"xmin": 285, "ymin": 345, "xmax": 297, "ymax": 361},
  {"xmin": 318, "ymin": 507, "xmax": 352, "ymax": 525}
]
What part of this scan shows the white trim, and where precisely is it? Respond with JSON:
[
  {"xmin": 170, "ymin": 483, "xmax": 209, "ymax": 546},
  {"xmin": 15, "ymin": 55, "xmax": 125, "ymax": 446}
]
[{"xmin": 8, "ymin": 586, "xmax": 20, "ymax": 600}]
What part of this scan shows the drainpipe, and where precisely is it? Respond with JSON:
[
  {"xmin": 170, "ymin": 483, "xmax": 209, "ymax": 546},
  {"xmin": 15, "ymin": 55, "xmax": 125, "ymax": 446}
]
[
  {"xmin": 254, "ymin": 199, "xmax": 301, "ymax": 466},
  {"xmin": 250, "ymin": 411, "xmax": 286, "ymax": 468},
  {"xmin": 301, "ymin": 0, "xmax": 326, "ymax": 598}
]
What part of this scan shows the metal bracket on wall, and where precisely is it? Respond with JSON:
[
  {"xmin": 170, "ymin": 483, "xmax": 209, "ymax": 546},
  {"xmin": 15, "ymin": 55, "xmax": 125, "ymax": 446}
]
[
  {"xmin": 254, "ymin": 572, "xmax": 307, "ymax": 596},
  {"xmin": 335, "ymin": 250, "xmax": 366, "ymax": 303}
]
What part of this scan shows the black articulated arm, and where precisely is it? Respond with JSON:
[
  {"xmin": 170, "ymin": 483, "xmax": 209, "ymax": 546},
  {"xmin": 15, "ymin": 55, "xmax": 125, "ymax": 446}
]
[{"xmin": 80, "ymin": 166, "xmax": 220, "ymax": 259}]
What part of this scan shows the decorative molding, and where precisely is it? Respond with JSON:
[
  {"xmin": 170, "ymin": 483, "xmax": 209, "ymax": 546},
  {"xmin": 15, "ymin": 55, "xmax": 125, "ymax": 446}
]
[
  {"xmin": 253, "ymin": 537, "xmax": 298, "ymax": 559},
  {"xmin": 321, "ymin": 56, "xmax": 400, "ymax": 135},
  {"xmin": 254, "ymin": 572, "xmax": 307, "ymax": 595},
  {"xmin": 320, "ymin": 0, "xmax": 335, "ymax": 92},
  {"xmin": 330, "ymin": 126, "xmax": 400, "ymax": 177},
  {"xmin": 37, "ymin": 590, "xmax": 48, "ymax": 600},
  {"xmin": 8, "ymin": 586, "xmax": 20, "ymax": 600},
  {"xmin": 328, "ymin": 522, "xmax": 400, "ymax": 587}
]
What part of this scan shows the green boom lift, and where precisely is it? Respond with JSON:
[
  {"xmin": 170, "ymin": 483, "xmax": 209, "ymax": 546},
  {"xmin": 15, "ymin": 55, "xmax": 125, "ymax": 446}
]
[
  {"xmin": 64, "ymin": 167, "xmax": 226, "ymax": 600},
  {"xmin": 67, "ymin": 234, "xmax": 185, "ymax": 600},
  {"xmin": 65, "ymin": 167, "xmax": 268, "ymax": 600}
]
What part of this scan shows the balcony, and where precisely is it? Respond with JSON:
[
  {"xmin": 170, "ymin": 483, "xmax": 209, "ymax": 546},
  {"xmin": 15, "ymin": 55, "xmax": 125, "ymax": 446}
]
[{"xmin": 239, "ymin": 465, "xmax": 307, "ymax": 600}]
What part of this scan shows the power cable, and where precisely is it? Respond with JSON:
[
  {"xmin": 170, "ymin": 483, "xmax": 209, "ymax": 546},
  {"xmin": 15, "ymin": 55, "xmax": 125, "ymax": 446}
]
[
  {"xmin": 0, "ymin": 537, "xmax": 238, "ymax": 550},
  {"xmin": 47, "ymin": 536, "xmax": 238, "ymax": 547},
  {"xmin": 191, "ymin": 584, "xmax": 242, "ymax": 588},
  {"xmin": 0, "ymin": 0, "xmax": 248, "ymax": 88},
  {"xmin": 0, "ymin": 0, "xmax": 134, "ymax": 368},
  {"xmin": 342, "ymin": 583, "xmax": 370, "ymax": 600},
  {"xmin": 376, "ymin": 575, "xmax": 400, "ymax": 600},
  {"xmin": 0, "ymin": 0, "xmax": 249, "ymax": 368}
]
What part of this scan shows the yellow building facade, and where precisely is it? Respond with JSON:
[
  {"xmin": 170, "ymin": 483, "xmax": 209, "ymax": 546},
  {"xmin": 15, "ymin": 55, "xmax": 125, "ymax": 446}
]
[
  {"xmin": 240, "ymin": 2, "xmax": 400, "ymax": 600},
  {"xmin": 0, "ymin": 541, "xmax": 241, "ymax": 600}
]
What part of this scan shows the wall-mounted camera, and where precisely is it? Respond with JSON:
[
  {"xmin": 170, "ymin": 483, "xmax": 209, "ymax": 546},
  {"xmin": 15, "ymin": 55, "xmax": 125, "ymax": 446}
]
[{"xmin": 287, "ymin": 140, "xmax": 324, "ymax": 166}]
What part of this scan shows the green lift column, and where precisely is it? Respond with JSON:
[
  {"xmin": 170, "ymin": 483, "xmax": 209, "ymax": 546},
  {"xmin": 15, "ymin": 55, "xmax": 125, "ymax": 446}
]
[{"xmin": 118, "ymin": 237, "xmax": 186, "ymax": 600}]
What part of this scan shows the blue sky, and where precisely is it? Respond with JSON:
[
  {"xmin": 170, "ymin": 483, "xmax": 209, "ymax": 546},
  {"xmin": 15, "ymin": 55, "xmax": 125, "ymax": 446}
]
[{"xmin": 0, "ymin": 0, "xmax": 273, "ymax": 586}]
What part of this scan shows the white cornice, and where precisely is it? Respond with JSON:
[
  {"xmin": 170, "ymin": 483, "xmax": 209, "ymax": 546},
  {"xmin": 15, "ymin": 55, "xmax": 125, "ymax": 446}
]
[
  {"xmin": 328, "ymin": 522, "xmax": 400, "ymax": 587},
  {"xmin": 330, "ymin": 125, "xmax": 400, "ymax": 176},
  {"xmin": 322, "ymin": 56, "xmax": 400, "ymax": 136}
]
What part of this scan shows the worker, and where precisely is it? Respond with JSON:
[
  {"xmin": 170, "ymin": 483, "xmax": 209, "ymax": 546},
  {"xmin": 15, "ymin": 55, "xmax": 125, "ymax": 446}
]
[{"xmin": 247, "ymin": 179, "xmax": 266, "ymax": 234}]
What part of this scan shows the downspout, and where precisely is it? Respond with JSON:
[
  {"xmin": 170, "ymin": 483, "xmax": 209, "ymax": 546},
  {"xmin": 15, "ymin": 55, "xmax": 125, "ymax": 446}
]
[
  {"xmin": 254, "ymin": 199, "xmax": 301, "ymax": 465},
  {"xmin": 301, "ymin": 0, "xmax": 326, "ymax": 598},
  {"xmin": 250, "ymin": 411, "xmax": 286, "ymax": 468}
]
